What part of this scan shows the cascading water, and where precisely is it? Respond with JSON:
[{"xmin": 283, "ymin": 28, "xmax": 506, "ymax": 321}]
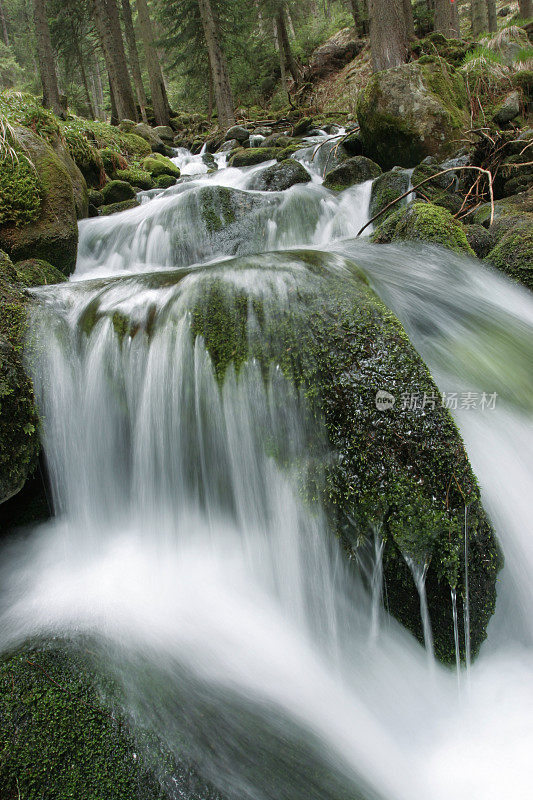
[{"xmin": 1, "ymin": 135, "xmax": 533, "ymax": 800}]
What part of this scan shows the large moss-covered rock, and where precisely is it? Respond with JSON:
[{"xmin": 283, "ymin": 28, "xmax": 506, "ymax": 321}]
[
  {"xmin": 369, "ymin": 168, "xmax": 411, "ymax": 221},
  {"xmin": 64, "ymin": 130, "xmax": 105, "ymax": 188},
  {"xmin": 115, "ymin": 168, "xmax": 155, "ymax": 191},
  {"xmin": 0, "ymin": 644, "xmax": 223, "ymax": 800},
  {"xmin": 185, "ymin": 251, "xmax": 501, "ymax": 663},
  {"xmin": 0, "ymin": 251, "xmax": 39, "ymax": 505},
  {"xmin": 357, "ymin": 62, "xmax": 469, "ymax": 170},
  {"xmin": 14, "ymin": 259, "xmax": 65, "ymax": 287},
  {"xmin": 0, "ymin": 127, "xmax": 79, "ymax": 276},
  {"xmin": 486, "ymin": 216, "xmax": 533, "ymax": 290},
  {"xmin": 100, "ymin": 198, "xmax": 141, "ymax": 216},
  {"xmin": 372, "ymin": 201, "xmax": 475, "ymax": 255},
  {"xmin": 228, "ymin": 147, "xmax": 278, "ymax": 167},
  {"xmin": 249, "ymin": 159, "xmax": 311, "ymax": 191},
  {"xmin": 323, "ymin": 156, "xmax": 382, "ymax": 191},
  {"xmin": 101, "ymin": 180, "xmax": 136, "ymax": 205},
  {"xmin": 411, "ymin": 159, "xmax": 463, "ymax": 213},
  {"xmin": 142, "ymin": 155, "xmax": 180, "ymax": 179}
]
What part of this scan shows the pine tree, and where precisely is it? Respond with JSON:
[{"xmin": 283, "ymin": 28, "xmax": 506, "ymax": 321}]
[
  {"xmin": 402, "ymin": 0, "xmax": 415, "ymax": 41},
  {"xmin": 196, "ymin": 0, "xmax": 235, "ymax": 128},
  {"xmin": 136, "ymin": 0, "xmax": 171, "ymax": 126},
  {"xmin": 434, "ymin": 0, "xmax": 458, "ymax": 36},
  {"xmin": 121, "ymin": 0, "xmax": 148, "ymax": 122},
  {"xmin": 368, "ymin": 0, "xmax": 408, "ymax": 72},
  {"xmin": 471, "ymin": 0, "xmax": 488, "ymax": 36},
  {"xmin": 91, "ymin": 0, "xmax": 138, "ymax": 121},
  {"xmin": 33, "ymin": 0, "xmax": 63, "ymax": 116}
]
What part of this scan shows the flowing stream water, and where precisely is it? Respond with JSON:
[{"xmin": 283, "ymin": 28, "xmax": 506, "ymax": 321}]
[{"xmin": 1, "ymin": 137, "xmax": 533, "ymax": 800}]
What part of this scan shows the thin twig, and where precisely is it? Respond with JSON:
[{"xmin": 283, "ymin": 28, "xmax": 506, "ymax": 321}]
[{"xmin": 356, "ymin": 165, "xmax": 495, "ymax": 238}]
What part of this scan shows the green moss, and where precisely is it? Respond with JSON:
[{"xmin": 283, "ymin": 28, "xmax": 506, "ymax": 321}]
[
  {"xmin": 142, "ymin": 156, "xmax": 180, "ymax": 178},
  {"xmin": 323, "ymin": 156, "xmax": 381, "ymax": 192},
  {"xmin": 186, "ymin": 252, "xmax": 501, "ymax": 663},
  {"xmin": 101, "ymin": 180, "xmax": 135, "ymax": 204},
  {"xmin": 372, "ymin": 201, "xmax": 475, "ymax": 255},
  {"xmin": 0, "ymin": 153, "xmax": 42, "ymax": 227},
  {"xmin": 411, "ymin": 161, "xmax": 463, "ymax": 213},
  {"xmin": 199, "ymin": 186, "xmax": 237, "ymax": 233},
  {"xmin": 369, "ymin": 168, "xmax": 411, "ymax": 221},
  {"xmin": 99, "ymin": 198, "xmax": 140, "ymax": 216},
  {"xmin": 99, "ymin": 147, "xmax": 127, "ymax": 177},
  {"xmin": 228, "ymin": 147, "xmax": 278, "ymax": 167},
  {"xmin": 14, "ymin": 259, "xmax": 65, "ymax": 287},
  {"xmin": 156, "ymin": 174, "xmax": 177, "ymax": 189},
  {"xmin": 486, "ymin": 219, "xmax": 533, "ymax": 290},
  {"xmin": 64, "ymin": 130, "xmax": 105, "ymax": 188},
  {"xmin": 115, "ymin": 168, "xmax": 155, "ymax": 191}
]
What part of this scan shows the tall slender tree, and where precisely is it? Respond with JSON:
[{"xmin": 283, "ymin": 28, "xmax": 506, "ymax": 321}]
[
  {"xmin": 275, "ymin": 5, "xmax": 299, "ymax": 84},
  {"xmin": 121, "ymin": 0, "xmax": 148, "ymax": 122},
  {"xmin": 368, "ymin": 0, "xmax": 408, "ymax": 72},
  {"xmin": 434, "ymin": 0, "xmax": 458, "ymax": 36},
  {"xmin": 518, "ymin": 0, "xmax": 532, "ymax": 18},
  {"xmin": 0, "ymin": 0, "xmax": 9, "ymax": 45},
  {"xmin": 402, "ymin": 0, "xmax": 415, "ymax": 41},
  {"xmin": 136, "ymin": 0, "xmax": 171, "ymax": 126},
  {"xmin": 471, "ymin": 0, "xmax": 488, "ymax": 36},
  {"xmin": 91, "ymin": 0, "xmax": 138, "ymax": 121},
  {"xmin": 33, "ymin": 0, "xmax": 64, "ymax": 116},
  {"xmin": 196, "ymin": 0, "xmax": 235, "ymax": 129},
  {"xmin": 486, "ymin": 0, "xmax": 497, "ymax": 32}
]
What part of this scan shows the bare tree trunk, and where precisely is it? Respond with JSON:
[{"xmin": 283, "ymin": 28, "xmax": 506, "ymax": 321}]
[
  {"xmin": 91, "ymin": 0, "xmax": 138, "ymax": 121},
  {"xmin": 92, "ymin": 55, "xmax": 105, "ymax": 119},
  {"xmin": 434, "ymin": 0, "xmax": 456, "ymax": 35},
  {"xmin": 33, "ymin": 0, "xmax": 64, "ymax": 117},
  {"xmin": 451, "ymin": 0, "xmax": 461, "ymax": 36},
  {"xmin": 70, "ymin": 20, "xmax": 96, "ymax": 119},
  {"xmin": 135, "ymin": 0, "xmax": 170, "ymax": 126},
  {"xmin": 402, "ymin": 0, "xmax": 416, "ymax": 40},
  {"xmin": 485, "ymin": 0, "xmax": 497, "ymax": 31},
  {"xmin": 121, "ymin": 0, "xmax": 148, "ymax": 122},
  {"xmin": 369, "ymin": 0, "xmax": 408, "ymax": 72},
  {"xmin": 109, "ymin": 75, "xmax": 119, "ymax": 124},
  {"xmin": 0, "ymin": 0, "xmax": 9, "ymax": 45},
  {"xmin": 349, "ymin": 0, "xmax": 365, "ymax": 35},
  {"xmin": 276, "ymin": 6, "xmax": 299, "ymax": 83},
  {"xmin": 196, "ymin": 0, "xmax": 235, "ymax": 129},
  {"xmin": 471, "ymin": 0, "xmax": 488, "ymax": 36},
  {"xmin": 518, "ymin": 0, "xmax": 532, "ymax": 18}
]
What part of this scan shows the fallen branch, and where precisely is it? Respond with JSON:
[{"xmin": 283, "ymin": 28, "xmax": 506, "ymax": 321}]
[{"xmin": 355, "ymin": 165, "xmax": 495, "ymax": 238}]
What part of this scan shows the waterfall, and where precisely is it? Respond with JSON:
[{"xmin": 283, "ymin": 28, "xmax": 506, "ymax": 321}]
[{"xmin": 1, "ymin": 136, "xmax": 533, "ymax": 800}]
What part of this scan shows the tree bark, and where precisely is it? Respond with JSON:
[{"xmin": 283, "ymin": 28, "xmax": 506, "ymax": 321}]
[
  {"xmin": 486, "ymin": 0, "xmax": 497, "ymax": 31},
  {"xmin": 348, "ymin": 0, "xmax": 364, "ymax": 35},
  {"xmin": 196, "ymin": 0, "xmax": 235, "ymax": 129},
  {"xmin": 434, "ymin": 0, "xmax": 456, "ymax": 36},
  {"xmin": 33, "ymin": 0, "xmax": 64, "ymax": 117},
  {"xmin": 403, "ymin": 0, "xmax": 416, "ymax": 40},
  {"xmin": 135, "ymin": 0, "xmax": 170, "ymax": 126},
  {"xmin": 121, "ymin": 0, "xmax": 148, "ymax": 122},
  {"xmin": 518, "ymin": 0, "xmax": 532, "ymax": 18},
  {"xmin": 276, "ymin": 6, "xmax": 299, "ymax": 83},
  {"xmin": 0, "ymin": 0, "xmax": 9, "ymax": 45},
  {"xmin": 91, "ymin": 0, "xmax": 138, "ymax": 122},
  {"xmin": 368, "ymin": 0, "xmax": 408, "ymax": 72},
  {"xmin": 69, "ymin": 19, "xmax": 96, "ymax": 119},
  {"xmin": 471, "ymin": 0, "xmax": 488, "ymax": 36}
]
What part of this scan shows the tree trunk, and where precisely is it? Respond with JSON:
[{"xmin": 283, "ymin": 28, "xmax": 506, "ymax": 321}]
[
  {"xmin": 451, "ymin": 0, "xmax": 460, "ymax": 36},
  {"xmin": 121, "ymin": 0, "xmax": 148, "ymax": 122},
  {"xmin": 349, "ymin": 0, "xmax": 365, "ymax": 35},
  {"xmin": 135, "ymin": 0, "xmax": 170, "ymax": 126},
  {"xmin": 33, "ymin": 0, "xmax": 64, "ymax": 117},
  {"xmin": 471, "ymin": 0, "xmax": 488, "ymax": 36},
  {"xmin": 70, "ymin": 20, "xmax": 96, "ymax": 119},
  {"xmin": 196, "ymin": 0, "xmax": 235, "ymax": 129},
  {"xmin": 434, "ymin": 0, "xmax": 456, "ymax": 35},
  {"xmin": 486, "ymin": 0, "xmax": 497, "ymax": 31},
  {"xmin": 109, "ymin": 76, "xmax": 119, "ymax": 125},
  {"xmin": 403, "ymin": 0, "xmax": 416, "ymax": 40},
  {"xmin": 0, "ymin": 0, "xmax": 9, "ymax": 45},
  {"xmin": 518, "ymin": 0, "xmax": 532, "ymax": 18},
  {"xmin": 91, "ymin": 0, "xmax": 138, "ymax": 122},
  {"xmin": 276, "ymin": 6, "xmax": 299, "ymax": 83},
  {"xmin": 368, "ymin": 0, "xmax": 408, "ymax": 72}
]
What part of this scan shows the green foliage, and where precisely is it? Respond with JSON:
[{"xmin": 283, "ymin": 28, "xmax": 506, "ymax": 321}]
[
  {"xmin": 99, "ymin": 147, "xmax": 127, "ymax": 177},
  {"xmin": 115, "ymin": 168, "xmax": 155, "ymax": 190},
  {"xmin": 372, "ymin": 201, "xmax": 475, "ymax": 256},
  {"xmin": 0, "ymin": 151, "xmax": 42, "ymax": 227},
  {"xmin": 0, "ymin": 41, "xmax": 23, "ymax": 88}
]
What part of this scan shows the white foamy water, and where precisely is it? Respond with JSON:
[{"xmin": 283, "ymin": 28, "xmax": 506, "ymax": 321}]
[{"xmin": 1, "ymin": 136, "xmax": 533, "ymax": 800}]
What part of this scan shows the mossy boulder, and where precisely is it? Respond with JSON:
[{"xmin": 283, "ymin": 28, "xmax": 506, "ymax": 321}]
[
  {"xmin": 142, "ymin": 155, "xmax": 180, "ymax": 179},
  {"xmin": 50, "ymin": 135, "xmax": 89, "ymax": 220},
  {"xmin": 0, "ymin": 251, "xmax": 39, "ymax": 504},
  {"xmin": 14, "ymin": 259, "xmax": 65, "ymax": 287},
  {"xmin": 99, "ymin": 147, "xmax": 127, "ymax": 178},
  {"xmin": 323, "ymin": 156, "xmax": 382, "ymax": 191},
  {"xmin": 101, "ymin": 180, "xmax": 136, "ymax": 205},
  {"xmin": 369, "ymin": 167, "xmax": 411, "ymax": 221},
  {"xmin": 115, "ymin": 168, "xmax": 155, "ymax": 191},
  {"xmin": 64, "ymin": 130, "xmax": 105, "ymax": 188},
  {"xmin": 100, "ymin": 198, "xmax": 140, "ymax": 216},
  {"xmin": 228, "ymin": 147, "xmax": 278, "ymax": 167},
  {"xmin": 88, "ymin": 188, "xmax": 105, "ymax": 215},
  {"xmin": 464, "ymin": 224, "xmax": 496, "ymax": 259},
  {"xmin": 249, "ymin": 159, "xmax": 311, "ymax": 191},
  {"xmin": 486, "ymin": 216, "xmax": 533, "ymax": 290},
  {"xmin": 186, "ymin": 250, "xmax": 501, "ymax": 663},
  {"xmin": 155, "ymin": 174, "xmax": 177, "ymax": 189},
  {"xmin": 411, "ymin": 159, "xmax": 463, "ymax": 214},
  {"xmin": 357, "ymin": 62, "xmax": 469, "ymax": 170},
  {"xmin": 372, "ymin": 201, "xmax": 475, "ymax": 255},
  {"xmin": 134, "ymin": 123, "xmax": 171, "ymax": 155},
  {"xmin": 0, "ymin": 127, "xmax": 79, "ymax": 275}
]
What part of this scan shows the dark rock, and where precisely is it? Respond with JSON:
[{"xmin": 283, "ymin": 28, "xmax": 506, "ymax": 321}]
[
  {"xmin": 370, "ymin": 168, "xmax": 411, "ymax": 221},
  {"xmin": 249, "ymin": 159, "xmax": 311, "ymax": 192},
  {"xmin": 99, "ymin": 198, "xmax": 140, "ymax": 216},
  {"xmin": 465, "ymin": 224, "xmax": 496, "ymax": 258},
  {"xmin": 225, "ymin": 125, "xmax": 250, "ymax": 143},
  {"xmin": 101, "ymin": 180, "xmax": 136, "ymax": 205},
  {"xmin": 493, "ymin": 91, "xmax": 521, "ymax": 125},
  {"xmin": 323, "ymin": 156, "xmax": 382, "ymax": 191}
]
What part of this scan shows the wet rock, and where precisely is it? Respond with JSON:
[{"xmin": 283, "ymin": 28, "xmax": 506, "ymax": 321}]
[
  {"xmin": 219, "ymin": 139, "xmax": 239, "ymax": 152},
  {"xmin": 464, "ymin": 224, "xmax": 496, "ymax": 259},
  {"xmin": 372, "ymin": 201, "xmax": 474, "ymax": 255},
  {"xmin": 357, "ymin": 62, "xmax": 469, "ymax": 169},
  {"xmin": 153, "ymin": 125, "xmax": 175, "ymax": 143},
  {"xmin": 369, "ymin": 168, "xmax": 411, "ymax": 221},
  {"xmin": 142, "ymin": 155, "xmax": 180, "ymax": 179},
  {"xmin": 292, "ymin": 117, "xmax": 313, "ymax": 136},
  {"xmin": 493, "ymin": 91, "xmax": 521, "ymax": 125},
  {"xmin": 225, "ymin": 125, "xmax": 250, "ymax": 143},
  {"xmin": 99, "ymin": 198, "xmax": 140, "ymax": 216},
  {"xmin": 228, "ymin": 148, "xmax": 278, "ymax": 167},
  {"xmin": 411, "ymin": 159, "xmax": 463, "ymax": 214},
  {"xmin": 133, "ymin": 122, "xmax": 170, "ymax": 155},
  {"xmin": 249, "ymin": 159, "xmax": 311, "ymax": 192},
  {"xmin": 323, "ymin": 156, "xmax": 382, "ymax": 191},
  {"xmin": 156, "ymin": 175, "xmax": 178, "ymax": 189},
  {"xmin": 101, "ymin": 180, "xmax": 136, "ymax": 205}
]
